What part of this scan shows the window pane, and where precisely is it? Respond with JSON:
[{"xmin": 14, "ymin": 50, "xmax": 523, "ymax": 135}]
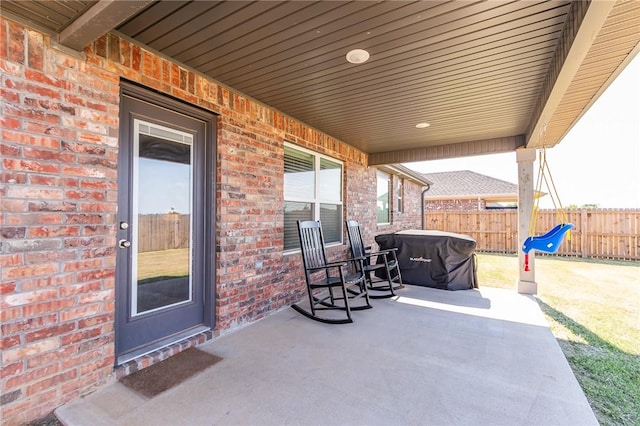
[
  {"xmin": 320, "ymin": 203, "xmax": 342, "ymax": 244},
  {"xmin": 318, "ymin": 158, "xmax": 342, "ymax": 202},
  {"xmin": 284, "ymin": 146, "xmax": 314, "ymax": 200},
  {"xmin": 284, "ymin": 201, "xmax": 313, "ymax": 250},
  {"xmin": 377, "ymin": 173, "xmax": 390, "ymax": 224}
]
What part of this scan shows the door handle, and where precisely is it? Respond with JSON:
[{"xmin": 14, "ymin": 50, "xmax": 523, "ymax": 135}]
[{"xmin": 118, "ymin": 239, "xmax": 131, "ymax": 248}]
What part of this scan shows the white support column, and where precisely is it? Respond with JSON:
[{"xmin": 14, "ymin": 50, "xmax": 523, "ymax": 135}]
[{"xmin": 516, "ymin": 147, "xmax": 537, "ymax": 294}]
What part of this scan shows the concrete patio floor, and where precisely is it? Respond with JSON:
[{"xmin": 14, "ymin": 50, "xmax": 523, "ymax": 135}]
[{"xmin": 55, "ymin": 285, "xmax": 597, "ymax": 425}]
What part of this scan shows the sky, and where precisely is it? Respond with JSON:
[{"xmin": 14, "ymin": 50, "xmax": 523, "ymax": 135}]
[{"xmin": 405, "ymin": 53, "xmax": 640, "ymax": 209}]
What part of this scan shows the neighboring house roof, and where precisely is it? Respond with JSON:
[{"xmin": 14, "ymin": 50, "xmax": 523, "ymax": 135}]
[
  {"xmin": 422, "ymin": 170, "xmax": 521, "ymax": 202},
  {"xmin": 379, "ymin": 164, "xmax": 432, "ymax": 187}
]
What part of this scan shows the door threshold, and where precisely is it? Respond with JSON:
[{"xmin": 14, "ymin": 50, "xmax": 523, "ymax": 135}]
[{"xmin": 117, "ymin": 325, "xmax": 211, "ymax": 366}]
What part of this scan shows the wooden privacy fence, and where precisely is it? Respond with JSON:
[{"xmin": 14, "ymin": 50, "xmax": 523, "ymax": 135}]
[
  {"xmin": 424, "ymin": 209, "xmax": 640, "ymax": 261},
  {"xmin": 138, "ymin": 213, "xmax": 190, "ymax": 252}
]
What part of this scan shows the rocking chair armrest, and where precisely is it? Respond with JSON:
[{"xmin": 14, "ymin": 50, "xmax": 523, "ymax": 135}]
[
  {"xmin": 307, "ymin": 261, "xmax": 348, "ymax": 272},
  {"xmin": 367, "ymin": 248, "xmax": 398, "ymax": 257}
]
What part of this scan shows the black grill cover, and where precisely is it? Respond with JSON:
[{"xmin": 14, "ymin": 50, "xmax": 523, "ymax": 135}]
[{"xmin": 375, "ymin": 230, "xmax": 478, "ymax": 290}]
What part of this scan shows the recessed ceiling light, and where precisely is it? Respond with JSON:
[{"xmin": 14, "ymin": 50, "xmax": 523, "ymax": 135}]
[
  {"xmin": 416, "ymin": 122, "xmax": 430, "ymax": 129},
  {"xmin": 346, "ymin": 49, "xmax": 370, "ymax": 64}
]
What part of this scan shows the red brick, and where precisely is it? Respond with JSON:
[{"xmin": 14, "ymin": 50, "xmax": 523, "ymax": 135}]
[
  {"xmin": 1, "ymin": 171, "xmax": 27, "ymax": 185},
  {"xmin": 5, "ymin": 212, "xmax": 63, "ymax": 226},
  {"xmin": 0, "ymin": 143, "xmax": 20, "ymax": 157},
  {"xmin": 61, "ymin": 140, "xmax": 107, "ymax": 155},
  {"xmin": 76, "ymin": 268, "xmax": 114, "ymax": 283},
  {"xmin": 80, "ymin": 354, "xmax": 112, "ymax": 374},
  {"xmin": 1, "ymin": 226, "xmax": 26, "ymax": 239},
  {"xmin": 65, "ymin": 213, "xmax": 105, "ymax": 224},
  {"xmin": 25, "ymin": 323, "xmax": 76, "ymax": 343},
  {"xmin": 81, "ymin": 246, "xmax": 115, "ymax": 259},
  {"xmin": 2, "ymin": 289, "xmax": 58, "ymax": 308},
  {"xmin": 78, "ymin": 289, "xmax": 112, "ymax": 304},
  {"xmin": 26, "ymin": 29, "xmax": 43, "ymax": 69},
  {"xmin": 2, "ymin": 337, "xmax": 60, "ymax": 364},
  {"xmin": 79, "ymin": 179, "xmax": 115, "ymax": 189},
  {"xmin": 24, "ymin": 69, "xmax": 74, "ymax": 90},
  {"xmin": 61, "ymin": 165, "xmax": 107, "ymax": 178},
  {"xmin": 2, "ymin": 130, "xmax": 61, "ymax": 149},
  {"xmin": 62, "ymin": 259, "xmax": 102, "ymax": 272},
  {"xmin": 26, "ymin": 370, "xmax": 77, "ymax": 396},
  {"xmin": 5, "ymin": 185, "xmax": 64, "ymax": 200},
  {"xmin": 1, "ymin": 314, "xmax": 58, "ymax": 335},
  {"xmin": 7, "ymin": 21, "xmax": 25, "ymax": 64},
  {"xmin": 24, "ymin": 121, "xmax": 76, "ymax": 138},
  {"xmin": 0, "ymin": 115, "xmax": 20, "ymax": 129},
  {"xmin": 3, "ymin": 158, "xmax": 60, "ymax": 174},
  {"xmin": 28, "ymin": 226, "xmax": 79, "ymax": 238},
  {"xmin": 23, "ymin": 145, "xmax": 74, "ymax": 161},
  {"xmin": 0, "ymin": 19, "xmax": 7, "ymax": 59},
  {"xmin": 27, "ymin": 345, "xmax": 76, "ymax": 369},
  {"xmin": 65, "ymin": 190, "xmax": 106, "ymax": 201},
  {"xmin": 19, "ymin": 273, "xmax": 74, "ymax": 291},
  {"xmin": 4, "ymin": 79, "xmax": 62, "ymax": 100},
  {"xmin": 58, "ymin": 280, "xmax": 102, "ymax": 297},
  {"xmin": 61, "ymin": 326, "xmax": 101, "ymax": 345},
  {"xmin": 23, "ymin": 97, "xmax": 74, "ymax": 114},
  {"xmin": 28, "ymin": 175, "xmax": 59, "ymax": 186},
  {"xmin": 6, "ymin": 364, "xmax": 59, "ymax": 390},
  {"xmin": 1, "ymin": 334, "xmax": 21, "ymax": 350},
  {"xmin": 1, "ymin": 400, "xmax": 32, "ymax": 425},
  {"xmin": 64, "ymin": 236, "xmax": 105, "ymax": 248},
  {"xmin": 0, "ymin": 280, "xmax": 18, "ymax": 294},
  {"xmin": 2, "ymin": 263, "xmax": 59, "ymax": 280},
  {"xmin": 59, "ymin": 304, "xmax": 104, "ymax": 322},
  {"xmin": 3, "ymin": 104, "xmax": 59, "ymax": 123},
  {"xmin": 78, "ymin": 313, "xmax": 113, "ymax": 329},
  {"xmin": 0, "ymin": 304, "xmax": 22, "ymax": 322},
  {"xmin": 22, "ymin": 299, "xmax": 74, "ymax": 317},
  {"xmin": 1, "ymin": 361, "xmax": 24, "ymax": 380},
  {"xmin": 61, "ymin": 347, "xmax": 101, "ymax": 370}
]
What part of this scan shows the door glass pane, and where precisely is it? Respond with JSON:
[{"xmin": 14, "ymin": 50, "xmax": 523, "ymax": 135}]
[{"xmin": 133, "ymin": 120, "xmax": 193, "ymax": 315}]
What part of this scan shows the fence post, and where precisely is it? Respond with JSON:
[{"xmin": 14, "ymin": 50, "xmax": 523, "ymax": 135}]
[{"xmin": 581, "ymin": 209, "xmax": 588, "ymax": 258}]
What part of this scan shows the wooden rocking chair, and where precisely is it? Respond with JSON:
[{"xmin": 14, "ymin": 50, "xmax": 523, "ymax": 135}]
[
  {"xmin": 292, "ymin": 220, "xmax": 372, "ymax": 324},
  {"xmin": 345, "ymin": 220, "xmax": 403, "ymax": 298}
]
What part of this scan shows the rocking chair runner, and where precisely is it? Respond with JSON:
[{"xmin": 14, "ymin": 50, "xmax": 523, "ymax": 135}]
[
  {"xmin": 345, "ymin": 220, "xmax": 403, "ymax": 298},
  {"xmin": 292, "ymin": 220, "xmax": 372, "ymax": 324}
]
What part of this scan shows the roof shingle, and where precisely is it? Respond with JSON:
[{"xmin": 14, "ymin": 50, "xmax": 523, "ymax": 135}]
[{"xmin": 422, "ymin": 170, "xmax": 518, "ymax": 198}]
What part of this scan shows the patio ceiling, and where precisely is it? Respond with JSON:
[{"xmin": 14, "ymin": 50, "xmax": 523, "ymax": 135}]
[{"xmin": 3, "ymin": 1, "xmax": 639, "ymax": 166}]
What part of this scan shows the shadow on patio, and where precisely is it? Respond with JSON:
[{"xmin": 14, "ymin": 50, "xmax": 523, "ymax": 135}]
[{"xmin": 56, "ymin": 285, "xmax": 597, "ymax": 425}]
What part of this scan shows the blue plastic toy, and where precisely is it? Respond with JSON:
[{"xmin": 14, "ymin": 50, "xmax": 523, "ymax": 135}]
[{"xmin": 522, "ymin": 223, "xmax": 574, "ymax": 254}]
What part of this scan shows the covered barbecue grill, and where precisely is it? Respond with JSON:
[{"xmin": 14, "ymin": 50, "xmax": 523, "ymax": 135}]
[{"xmin": 375, "ymin": 230, "xmax": 478, "ymax": 291}]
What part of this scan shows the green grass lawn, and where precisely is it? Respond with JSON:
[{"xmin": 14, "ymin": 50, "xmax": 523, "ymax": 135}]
[
  {"xmin": 477, "ymin": 253, "xmax": 640, "ymax": 426},
  {"xmin": 137, "ymin": 248, "xmax": 189, "ymax": 282}
]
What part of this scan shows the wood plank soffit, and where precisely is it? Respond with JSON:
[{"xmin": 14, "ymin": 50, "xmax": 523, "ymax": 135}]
[
  {"xmin": 368, "ymin": 135, "xmax": 525, "ymax": 166},
  {"xmin": 58, "ymin": 0, "xmax": 154, "ymax": 51},
  {"xmin": 526, "ymin": 0, "xmax": 615, "ymax": 148}
]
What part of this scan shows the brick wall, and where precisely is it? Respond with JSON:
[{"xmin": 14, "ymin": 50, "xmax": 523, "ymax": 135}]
[
  {"xmin": 0, "ymin": 18, "xmax": 423, "ymax": 424},
  {"xmin": 1, "ymin": 20, "xmax": 120, "ymax": 424}
]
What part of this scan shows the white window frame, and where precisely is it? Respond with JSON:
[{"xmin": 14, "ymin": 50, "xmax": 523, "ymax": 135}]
[
  {"xmin": 284, "ymin": 143, "xmax": 343, "ymax": 252},
  {"xmin": 397, "ymin": 178, "xmax": 404, "ymax": 213},
  {"xmin": 376, "ymin": 170, "xmax": 390, "ymax": 225}
]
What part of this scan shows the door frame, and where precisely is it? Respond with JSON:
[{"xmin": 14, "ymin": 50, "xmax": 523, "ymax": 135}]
[{"xmin": 115, "ymin": 81, "xmax": 216, "ymax": 364}]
